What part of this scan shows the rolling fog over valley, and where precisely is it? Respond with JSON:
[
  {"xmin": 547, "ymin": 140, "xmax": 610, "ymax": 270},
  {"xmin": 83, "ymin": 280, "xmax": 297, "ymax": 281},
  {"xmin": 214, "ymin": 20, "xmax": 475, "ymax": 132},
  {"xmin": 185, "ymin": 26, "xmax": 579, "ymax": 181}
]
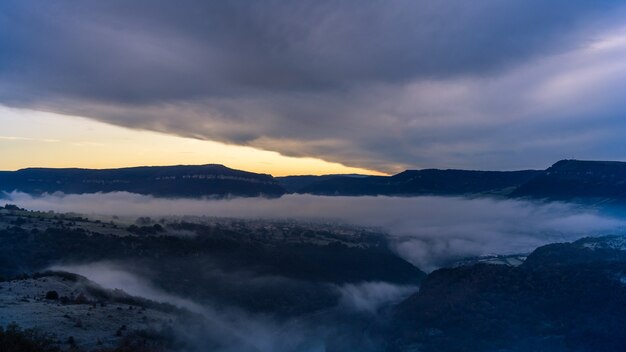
[
  {"xmin": 1, "ymin": 191, "xmax": 626, "ymax": 351},
  {"xmin": 3, "ymin": 191, "xmax": 624, "ymax": 270}
]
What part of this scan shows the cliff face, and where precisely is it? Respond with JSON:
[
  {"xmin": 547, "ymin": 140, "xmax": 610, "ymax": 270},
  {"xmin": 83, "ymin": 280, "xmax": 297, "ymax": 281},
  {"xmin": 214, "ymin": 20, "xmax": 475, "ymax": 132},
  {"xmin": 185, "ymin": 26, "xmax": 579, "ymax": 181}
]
[
  {"xmin": 511, "ymin": 159, "xmax": 626, "ymax": 201},
  {"xmin": 0, "ymin": 164, "xmax": 286, "ymax": 198}
]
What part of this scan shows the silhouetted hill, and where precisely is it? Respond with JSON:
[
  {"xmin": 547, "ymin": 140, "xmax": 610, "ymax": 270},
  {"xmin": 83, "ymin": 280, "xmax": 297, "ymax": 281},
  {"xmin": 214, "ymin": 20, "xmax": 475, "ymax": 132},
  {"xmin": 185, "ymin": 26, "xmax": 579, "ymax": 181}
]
[
  {"xmin": 9, "ymin": 159, "xmax": 626, "ymax": 201},
  {"xmin": 276, "ymin": 174, "xmax": 367, "ymax": 193},
  {"xmin": 0, "ymin": 165, "xmax": 285, "ymax": 198},
  {"xmin": 287, "ymin": 160, "xmax": 626, "ymax": 203},
  {"xmin": 293, "ymin": 169, "xmax": 541, "ymax": 196},
  {"xmin": 511, "ymin": 159, "xmax": 626, "ymax": 202},
  {"xmin": 389, "ymin": 235, "xmax": 626, "ymax": 351}
]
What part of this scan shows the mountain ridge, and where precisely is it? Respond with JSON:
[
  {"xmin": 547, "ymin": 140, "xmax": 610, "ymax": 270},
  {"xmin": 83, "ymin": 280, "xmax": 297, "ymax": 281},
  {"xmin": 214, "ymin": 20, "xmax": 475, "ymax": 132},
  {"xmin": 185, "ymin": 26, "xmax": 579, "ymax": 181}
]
[
  {"xmin": 0, "ymin": 164, "xmax": 284, "ymax": 198},
  {"xmin": 5, "ymin": 159, "xmax": 626, "ymax": 202}
]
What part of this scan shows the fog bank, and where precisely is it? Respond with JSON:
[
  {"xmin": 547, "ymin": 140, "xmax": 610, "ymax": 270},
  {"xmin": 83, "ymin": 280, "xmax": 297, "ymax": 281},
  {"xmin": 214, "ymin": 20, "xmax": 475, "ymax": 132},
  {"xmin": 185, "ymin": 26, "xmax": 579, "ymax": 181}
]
[{"xmin": 6, "ymin": 192, "xmax": 625, "ymax": 271}]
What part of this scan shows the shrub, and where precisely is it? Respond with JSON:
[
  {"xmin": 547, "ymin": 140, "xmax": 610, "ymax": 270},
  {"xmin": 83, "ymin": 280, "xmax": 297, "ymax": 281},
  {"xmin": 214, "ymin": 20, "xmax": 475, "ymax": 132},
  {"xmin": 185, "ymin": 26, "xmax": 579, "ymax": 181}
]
[
  {"xmin": 0, "ymin": 323, "xmax": 60, "ymax": 352},
  {"xmin": 44, "ymin": 291, "xmax": 59, "ymax": 300}
]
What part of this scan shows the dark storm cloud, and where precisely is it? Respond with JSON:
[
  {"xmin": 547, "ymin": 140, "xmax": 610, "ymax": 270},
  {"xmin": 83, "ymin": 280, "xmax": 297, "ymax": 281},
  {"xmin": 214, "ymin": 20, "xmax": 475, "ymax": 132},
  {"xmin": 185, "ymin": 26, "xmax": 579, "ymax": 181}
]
[
  {"xmin": 2, "ymin": 0, "xmax": 613, "ymax": 99},
  {"xmin": 1, "ymin": 0, "xmax": 625, "ymax": 171}
]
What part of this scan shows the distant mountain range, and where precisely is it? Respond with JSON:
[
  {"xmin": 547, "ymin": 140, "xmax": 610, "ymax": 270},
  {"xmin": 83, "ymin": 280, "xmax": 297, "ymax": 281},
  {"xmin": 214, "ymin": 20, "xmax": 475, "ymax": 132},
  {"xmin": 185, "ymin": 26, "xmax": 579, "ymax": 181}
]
[
  {"xmin": 0, "ymin": 164, "xmax": 284, "ymax": 198},
  {"xmin": 281, "ymin": 159, "xmax": 626, "ymax": 204},
  {"xmin": 4, "ymin": 159, "xmax": 626, "ymax": 202},
  {"xmin": 281, "ymin": 169, "xmax": 541, "ymax": 196}
]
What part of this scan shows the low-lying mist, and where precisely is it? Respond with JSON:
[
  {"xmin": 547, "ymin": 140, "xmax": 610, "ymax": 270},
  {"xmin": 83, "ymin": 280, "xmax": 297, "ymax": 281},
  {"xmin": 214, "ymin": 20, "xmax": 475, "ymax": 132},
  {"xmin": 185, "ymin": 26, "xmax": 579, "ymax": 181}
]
[
  {"xmin": 50, "ymin": 262, "xmax": 400, "ymax": 352},
  {"xmin": 4, "ymin": 192, "xmax": 625, "ymax": 351},
  {"xmin": 4, "ymin": 192, "xmax": 625, "ymax": 271}
]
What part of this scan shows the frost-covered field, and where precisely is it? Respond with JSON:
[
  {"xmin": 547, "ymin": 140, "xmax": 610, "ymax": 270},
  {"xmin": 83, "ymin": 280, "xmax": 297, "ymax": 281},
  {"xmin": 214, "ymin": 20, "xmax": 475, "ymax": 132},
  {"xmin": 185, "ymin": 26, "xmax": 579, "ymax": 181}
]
[{"xmin": 0, "ymin": 274, "xmax": 179, "ymax": 350}]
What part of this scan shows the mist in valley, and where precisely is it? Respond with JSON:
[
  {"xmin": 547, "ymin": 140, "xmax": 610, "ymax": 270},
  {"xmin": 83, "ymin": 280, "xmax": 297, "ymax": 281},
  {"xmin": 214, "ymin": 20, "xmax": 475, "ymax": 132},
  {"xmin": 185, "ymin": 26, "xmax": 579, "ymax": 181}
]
[
  {"xmin": 48, "ymin": 262, "xmax": 405, "ymax": 352},
  {"xmin": 5, "ymin": 191, "xmax": 625, "ymax": 270},
  {"xmin": 2, "ymin": 192, "xmax": 626, "ymax": 351}
]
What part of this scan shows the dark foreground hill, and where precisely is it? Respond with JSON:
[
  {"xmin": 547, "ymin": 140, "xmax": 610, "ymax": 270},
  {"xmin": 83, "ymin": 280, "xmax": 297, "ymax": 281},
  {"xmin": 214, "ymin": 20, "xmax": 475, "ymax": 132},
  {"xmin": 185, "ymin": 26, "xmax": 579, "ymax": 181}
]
[
  {"xmin": 0, "ymin": 207, "xmax": 424, "ymax": 316},
  {"xmin": 0, "ymin": 164, "xmax": 285, "ymax": 198},
  {"xmin": 387, "ymin": 235, "xmax": 626, "ymax": 352}
]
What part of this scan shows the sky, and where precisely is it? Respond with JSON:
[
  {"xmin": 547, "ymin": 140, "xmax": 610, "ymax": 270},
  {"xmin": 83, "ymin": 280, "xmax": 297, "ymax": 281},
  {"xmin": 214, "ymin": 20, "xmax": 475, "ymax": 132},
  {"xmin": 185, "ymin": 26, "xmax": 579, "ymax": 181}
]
[
  {"xmin": 2, "ymin": 1, "xmax": 626, "ymax": 174},
  {"xmin": 0, "ymin": 106, "xmax": 381, "ymax": 176}
]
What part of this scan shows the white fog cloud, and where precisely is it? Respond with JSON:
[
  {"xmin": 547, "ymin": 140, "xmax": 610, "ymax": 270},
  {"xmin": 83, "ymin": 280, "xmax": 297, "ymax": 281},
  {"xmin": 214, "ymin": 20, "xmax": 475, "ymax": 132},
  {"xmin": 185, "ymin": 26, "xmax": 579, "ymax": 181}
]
[
  {"xmin": 337, "ymin": 282, "xmax": 417, "ymax": 313},
  {"xmin": 6, "ymin": 192, "xmax": 625, "ymax": 271},
  {"xmin": 50, "ymin": 262, "xmax": 328, "ymax": 352}
]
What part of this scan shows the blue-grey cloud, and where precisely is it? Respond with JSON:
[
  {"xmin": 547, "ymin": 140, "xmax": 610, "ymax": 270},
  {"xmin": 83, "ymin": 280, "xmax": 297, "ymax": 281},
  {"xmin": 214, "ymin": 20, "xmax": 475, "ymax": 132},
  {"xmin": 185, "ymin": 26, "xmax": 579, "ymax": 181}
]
[{"xmin": 1, "ymin": 1, "xmax": 625, "ymax": 171}]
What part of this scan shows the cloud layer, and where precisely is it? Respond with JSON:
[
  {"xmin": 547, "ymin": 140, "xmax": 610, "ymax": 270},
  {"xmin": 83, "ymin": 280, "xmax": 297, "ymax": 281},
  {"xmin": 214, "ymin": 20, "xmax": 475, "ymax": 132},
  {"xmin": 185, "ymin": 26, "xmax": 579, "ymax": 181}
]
[
  {"xmin": 5, "ymin": 192, "xmax": 624, "ymax": 271},
  {"xmin": 2, "ymin": 1, "xmax": 626, "ymax": 171}
]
